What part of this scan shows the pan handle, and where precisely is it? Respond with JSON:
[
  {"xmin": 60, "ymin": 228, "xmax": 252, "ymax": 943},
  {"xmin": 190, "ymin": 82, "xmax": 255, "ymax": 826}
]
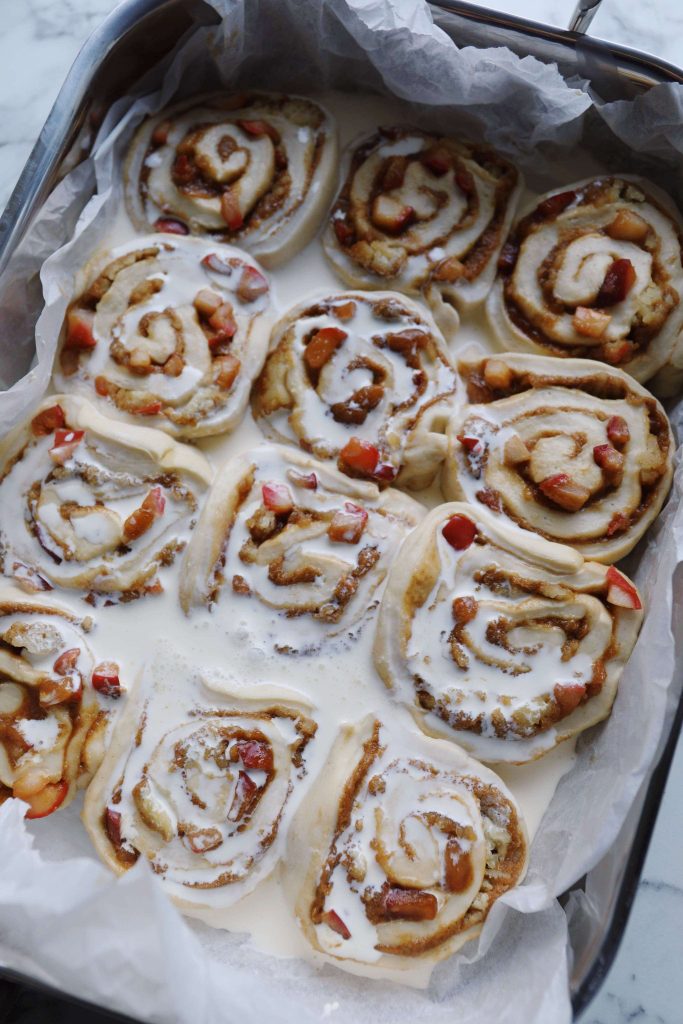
[{"xmin": 568, "ymin": 0, "xmax": 604, "ymax": 33}]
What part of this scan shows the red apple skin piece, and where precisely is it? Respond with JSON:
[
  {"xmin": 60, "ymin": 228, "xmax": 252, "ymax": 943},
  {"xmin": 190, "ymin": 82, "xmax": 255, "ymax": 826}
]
[
  {"xmin": 31, "ymin": 404, "xmax": 66, "ymax": 437},
  {"xmin": 538, "ymin": 473, "xmax": 590, "ymax": 512},
  {"xmin": 122, "ymin": 486, "xmax": 165, "ymax": 542},
  {"xmin": 237, "ymin": 266, "xmax": 269, "ymax": 302},
  {"xmin": 596, "ymin": 258, "xmax": 637, "ymax": 307},
  {"xmin": 456, "ymin": 434, "xmax": 482, "ymax": 453},
  {"xmin": 65, "ymin": 309, "xmax": 97, "ymax": 350},
  {"xmin": 554, "ymin": 682, "xmax": 586, "ymax": 715},
  {"xmin": 235, "ymin": 740, "xmax": 274, "ymax": 771},
  {"xmin": 288, "ymin": 470, "xmax": 318, "ymax": 491},
  {"xmin": 606, "ymin": 416, "xmax": 630, "ymax": 448},
  {"xmin": 304, "ymin": 327, "xmax": 347, "ymax": 370},
  {"xmin": 53, "ymin": 647, "xmax": 80, "ymax": 675},
  {"xmin": 236, "ymin": 119, "xmax": 280, "ymax": 142},
  {"xmin": 328, "ymin": 503, "xmax": 368, "ymax": 544},
  {"xmin": 220, "ymin": 191, "xmax": 244, "ymax": 231},
  {"xmin": 381, "ymin": 888, "xmax": 438, "ymax": 921},
  {"xmin": 105, "ymin": 806, "xmax": 124, "ymax": 846},
  {"xmin": 334, "ymin": 220, "xmax": 354, "ymax": 246},
  {"xmin": 420, "ymin": 147, "xmax": 451, "ymax": 177},
  {"xmin": 442, "ymin": 514, "xmax": 477, "ymax": 550},
  {"xmin": 153, "ymin": 217, "xmax": 189, "ymax": 235},
  {"xmin": 92, "ymin": 662, "xmax": 122, "ymax": 698},
  {"xmin": 536, "ymin": 190, "xmax": 577, "ymax": 219},
  {"xmin": 605, "ymin": 566, "xmax": 642, "ymax": 610},
  {"xmin": 606, "ymin": 512, "xmax": 629, "ymax": 537},
  {"xmin": 373, "ymin": 462, "xmax": 397, "ymax": 482},
  {"xmin": 49, "ymin": 429, "xmax": 85, "ymax": 465},
  {"xmin": 339, "ymin": 437, "xmax": 380, "ymax": 476},
  {"xmin": 261, "ymin": 483, "xmax": 294, "ymax": 516},
  {"xmin": 135, "ymin": 401, "xmax": 163, "ymax": 416},
  {"xmin": 322, "ymin": 909, "xmax": 351, "ymax": 940},
  {"xmin": 227, "ymin": 770, "xmax": 259, "ymax": 822},
  {"xmin": 21, "ymin": 779, "xmax": 69, "ymax": 820}
]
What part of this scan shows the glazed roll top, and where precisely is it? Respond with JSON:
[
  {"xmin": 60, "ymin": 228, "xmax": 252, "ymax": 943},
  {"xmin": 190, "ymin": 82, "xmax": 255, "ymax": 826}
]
[
  {"xmin": 0, "ymin": 396, "xmax": 211, "ymax": 597},
  {"xmin": 252, "ymin": 291, "xmax": 458, "ymax": 489},
  {"xmin": 180, "ymin": 446, "xmax": 424, "ymax": 650},
  {"xmin": 374, "ymin": 503, "xmax": 643, "ymax": 763},
  {"xmin": 324, "ymin": 127, "xmax": 521, "ymax": 328},
  {"xmin": 54, "ymin": 236, "xmax": 271, "ymax": 438},
  {"xmin": 487, "ymin": 177, "xmax": 683, "ymax": 392},
  {"xmin": 83, "ymin": 658, "xmax": 317, "ymax": 912},
  {"xmin": 125, "ymin": 92, "xmax": 338, "ymax": 266},
  {"xmin": 0, "ymin": 586, "xmax": 110, "ymax": 819},
  {"xmin": 444, "ymin": 352, "xmax": 673, "ymax": 563},
  {"xmin": 286, "ymin": 717, "xmax": 527, "ymax": 967}
]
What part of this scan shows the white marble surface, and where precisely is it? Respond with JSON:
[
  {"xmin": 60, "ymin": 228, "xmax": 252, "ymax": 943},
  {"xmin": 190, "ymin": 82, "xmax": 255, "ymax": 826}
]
[{"xmin": 0, "ymin": 1, "xmax": 682, "ymax": 1023}]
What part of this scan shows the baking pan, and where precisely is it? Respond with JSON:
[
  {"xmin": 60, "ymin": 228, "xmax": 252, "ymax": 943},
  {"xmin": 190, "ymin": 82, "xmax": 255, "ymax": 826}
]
[{"xmin": 0, "ymin": 0, "xmax": 681, "ymax": 1019}]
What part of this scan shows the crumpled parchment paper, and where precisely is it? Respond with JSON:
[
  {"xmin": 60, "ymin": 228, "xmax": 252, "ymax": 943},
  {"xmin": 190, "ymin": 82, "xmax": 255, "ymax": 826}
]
[{"xmin": 1, "ymin": 2, "xmax": 683, "ymax": 1022}]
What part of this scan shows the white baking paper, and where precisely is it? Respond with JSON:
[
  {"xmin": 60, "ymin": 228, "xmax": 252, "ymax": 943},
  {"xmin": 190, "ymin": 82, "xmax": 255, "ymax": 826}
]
[{"xmin": 1, "ymin": 2, "xmax": 683, "ymax": 1022}]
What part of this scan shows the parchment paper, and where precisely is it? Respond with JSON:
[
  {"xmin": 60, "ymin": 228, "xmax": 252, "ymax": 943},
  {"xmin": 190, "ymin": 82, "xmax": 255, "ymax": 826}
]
[{"xmin": 1, "ymin": 2, "xmax": 683, "ymax": 1022}]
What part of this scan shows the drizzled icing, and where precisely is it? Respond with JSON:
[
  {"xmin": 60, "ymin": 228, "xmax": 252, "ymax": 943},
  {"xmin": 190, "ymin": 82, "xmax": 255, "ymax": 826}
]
[
  {"xmin": 444, "ymin": 352, "xmax": 673, "ymax": 562},
  {"xmin": 252, "ymin": 291, "xmax": 459, "ymax": 489},
  {"xmin": 53, "ymin": 236, "xmax": 272, "ymax": 438},
  {"xmin": 0, "ymin": 395, "xmax": 211, "ymax": 597},
  {"xmin": 374, "ymin": 503, "xmax": 643, "ymax": 763},
  {"xmin": 125, "ymin": 92, "xmax": 338, "ymax": 267}
]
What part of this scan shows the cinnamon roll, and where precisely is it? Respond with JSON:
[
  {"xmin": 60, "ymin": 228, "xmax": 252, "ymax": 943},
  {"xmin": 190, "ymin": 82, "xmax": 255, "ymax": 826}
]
[
  {"xmin": 83, "ymin": 654, "xmax": 317, "ymax": 914},
  {"xmin": 0, "ymin": 395, "xmax": 211, "ymax": 599},
  {"xmin": 252, "ymin": 291, "xmax": 459, "ymax": 490},
  {"xmin": 285, "ymin": 716, "xmax": 527, "ymax": 972},
  {"xmin": 487, "ymin": 177, "xmax": 683, "ymax": 393},
  {"xmin": 0, "ymin": 585, "xmax": 111, "ymax": 819},
  {"xmin": 124, "ymin": 92, "xmax": 337, "ymax": 267},
  {"xmin": 179, "ymin": 445, "xmax": 424, "ymax": 651},
  {"xmin": 374, "ymin": 504, "xmax": 643, "ymax": 763},
  {"xmin": 444, "ymin": 352, "xmax": 673, "ymax": 563},
  {"xmin": 53, "ymin": 235, "xmax": 271, "ymax": 438},
  {"xmin": 323, "ymin": 127, "xmax": 521, "ymax": 331}
]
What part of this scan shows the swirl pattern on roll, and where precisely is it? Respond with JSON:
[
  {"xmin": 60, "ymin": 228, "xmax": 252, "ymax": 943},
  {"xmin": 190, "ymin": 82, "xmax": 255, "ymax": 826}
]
[
  {"xmin": 443, "ymin": 352, "xmax": 673, "ymax": 563},
  {"xmin": 286, "ymin": 716, "xmax": 527, "ymax": 968},
  {"xmin": 180, "ymin": 445, "xmax": 424, "ymax": 651},
  {"xmin": 0, "ymin": 585, "xmax": 110, "ymax": 819},
  {"xmin": 53, "ymin": 236, "xmax": 271, "ymax": 438},
  {"xmin": 83, "ymin": 655, "xmax": 317, "ymax": 912},
  {"xmin": 323, "ymin": 127, "xmax": 521, "ymax": 328},
  {"xmin": 124, "ymin": 92, "xmax": 337, "ymax": 267},
  {"xmin": 374, "ymin": 503, "xmax": 643, "ymax": 763},
  {"xmin": 0, "ymin": 396, "xmax": 211, "ymax": 599},
  {"xmin": 252, "ymin": 291, "xmax": 459, "ymax": 490},
  {"xmin": 487, "ymin": 177, "xmax": 683, "ymax": 392}
]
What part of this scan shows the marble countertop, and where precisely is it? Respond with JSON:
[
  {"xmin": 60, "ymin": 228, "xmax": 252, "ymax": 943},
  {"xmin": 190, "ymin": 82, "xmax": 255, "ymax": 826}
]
[{"xmin": 0, "ymin": 2, "xmax": 681, "ymax": 1023}]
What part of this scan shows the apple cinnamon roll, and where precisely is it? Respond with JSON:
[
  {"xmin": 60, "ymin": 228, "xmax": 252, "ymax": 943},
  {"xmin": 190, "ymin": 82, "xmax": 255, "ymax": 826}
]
[
  {"xmin": 180, "ymin": 445, "xmax": 424, "ymax": 651},
  {"xmin": 83, "ymin": 655, "xmax": 317, "ymax": 914},
  {"xmin": 444, "ymin": 352, "xmax": 673, "ymax": 563},
  {"xmin": 374, "ymin": 504, "xmax": 643, "ymax": 763},
  {"xmin": 323, "ymin": 127, "xmax": 521, "ymax": 331},
  {"xmin": 124, "ymin": 92, "xmax": 337, "ymax": 267},
  {"xmin": 252, "ymin": 291, "xmax": 459, "ymax": 490},
  {"xmin": 0, "ymin": 585, "xmax": 111, "ymax": 820},
  {"xmin": 53, "ymin": 235, "xmax": 271, "ymax": 439},
  {"xmin": 0, "ymin": 395, "xmax": 211, "ymax": 599},
  {"xmin": 286, "ymin": 716, "xmax": 527, "ymax": 973},
  {"xmin": 487, "ymin": 177, "xmax": 683, "ymax": 393}
]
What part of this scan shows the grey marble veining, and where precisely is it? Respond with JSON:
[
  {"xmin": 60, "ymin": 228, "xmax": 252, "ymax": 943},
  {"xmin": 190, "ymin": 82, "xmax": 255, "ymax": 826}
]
[{"xmin": 0, "ymin": 2, "xmax": 682, "ymax": 1023}]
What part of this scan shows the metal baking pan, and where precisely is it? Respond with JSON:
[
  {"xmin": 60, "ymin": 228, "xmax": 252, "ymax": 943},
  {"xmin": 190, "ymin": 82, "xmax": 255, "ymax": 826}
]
[{"xmin": 1, "ymin": 0, "xmax": 681, "ymax": 1019}]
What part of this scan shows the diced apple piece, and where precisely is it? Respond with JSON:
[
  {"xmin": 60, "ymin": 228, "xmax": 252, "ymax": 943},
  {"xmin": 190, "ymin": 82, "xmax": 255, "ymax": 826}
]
[
  {"xmin": 483, "ymin": 358, "xmax": 513, "ymax": 390},
  {"xmin": 553, "ymin": 682, "xmax": 586, "ymax": 715},
  {"xmin": 208, "ymin": 302, "xmax": 237, "ymax": 338},
  {"xmin": 287, "ymin": 470, "xmax": 318, "ymax": 491},
  {"xmin": 339, "ymin": 436, "xmax": 379, "ymax": 476},
  {"xmin": 133, "ymin": 777, "xmax": 175, "ymax": 840},
  {"xmin": 536, "ymin": 190, "xmax": 577, "ymax": 219},
  {"xmin": 53, "ymin": 647, "xmax": 80, "ymax": 675},
  {"xmin": 596, "ymin": 258, "xmax": 637, "ymax": 307},
  {"xmin": 452, "ymin": 595, "xmax": 478, "ymax": 624},
  {"xmin": 605, "ymin": 209, "xmax": 649, "ymax": 243},
  {"xmin": 538, "ymin": 473, "xmax": 590, "ymax": 512},
  {"xmin": 444, "ymin": 839, "xmax": 473, "ymax": 893},
  {"xmin": 606, "ymin": 512, "xmax": 629, "ymax": 537},
  {"xmin": 593, "ymin": 443, "xmax": 624, "ymax": 484},
  {"xmin": 504, "ymin": 434, "xmax": 530, "ymax": 466},
  {"xmin": 332, "ymin": 300, "xmax": 356, "ymax": 321},
  {"xmin": 262, "ymin": 482, "xmax": 294, "ymax": 516},
  {"xmin": 235, "ymin": 739, "xmax": 274, "ymax": 771},
  {"xmin": 135, "ymin": 401, "xmax": 163, "ymax": 416},
  {"xmin": 304, "ymin": 327, "xmax": 347, "ymax": 369},
  {"xmin": 334, "ymin": 219, "xmax": 354, "ymax": 246},
  {"xmin": 456, "ymin": 435, "xmax": 483, "ymax": 453},
  {"xmin": 65, "ymin": 309, "xmax": 96, "ymax": 350},
  {"xmin": 227, "ymin": 770, "xmax": 259, "ymax": 822},
  {"xmin": 237, "ymin": 265, "xmax": 269, "ymax": 302},
  {"xmin": 92, "ymin": 661, "xmax": 122, "ymax": 698},
  {"xmin": 381, "ymin": 888, "xmax": 438, "ymax": 921},
  {"xmin": 214, "ymin": 354, "xmax": 241, "ymax": 390},
  {"xmin": 606, "ymin": 415, "xmax": 630, "ymax": 447},
  {"xmin": 19, "ymin": 779, "xmax": 69, "ymax": 819},
  {"xmin": 153, "ymin": 217, "xmax": 189, "ymax": 235},
  {"xmin": 49, "ymin": 429, "xmax": 85, "ymax": 465},
  {"xmin": 381, "ymin": 155, "xmax": 409, "ymax": 191},
  {"xmin": 442, "ymin": 514, "xmax": 477, "ymax": 550},
  {"xmin": 572, "ymin": 306, "xmax": 611, "ymax": 339},
  {"xmin": 602, "ymin": 339, "xmax": 634, "ymax": 365},
  {"xmin": 328, "ymin": 503, "xmax": 368, "ymax": 544},
  {"xmin": 123, "ymin": 486, "xmax": 165, "ymax": 542},
  {"xmin": 194, "ymin": 289, "xmax": 223, "ymax": 318},
  {"xmin": 105, "ymin": 806, "xmax": 124, "ymax": 846},
  {"xmin": 322, "ymin": 909, "xmax": 351, "ymax": 940},
  {"xmin": 606, "ymin": 566, "xmax": 642, "ymax": 610},
  {"xmin": 237, "ymin": 118, "xmax": 280, "ymax": 142},
  {"xmin": 420, "ymin": 147, "xmax": 451, "ymax": 177},
  {"xmin": 39, "ymin": 673, "xmax": 82, "ymax": 707},
  {"xmin": 370, "ymin": 195, "xmax": 415, "ymax": 233},
  {"xmin": 31, "ymin": 404, "xmax": 66, "ymax": 437},
  {"xmin": 151, "ymin": 121, "xmax": 171, "ymax": 146},
  {"xmin": 220, "ymin": 190, "xmax": 244, "ymax": 231}
]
